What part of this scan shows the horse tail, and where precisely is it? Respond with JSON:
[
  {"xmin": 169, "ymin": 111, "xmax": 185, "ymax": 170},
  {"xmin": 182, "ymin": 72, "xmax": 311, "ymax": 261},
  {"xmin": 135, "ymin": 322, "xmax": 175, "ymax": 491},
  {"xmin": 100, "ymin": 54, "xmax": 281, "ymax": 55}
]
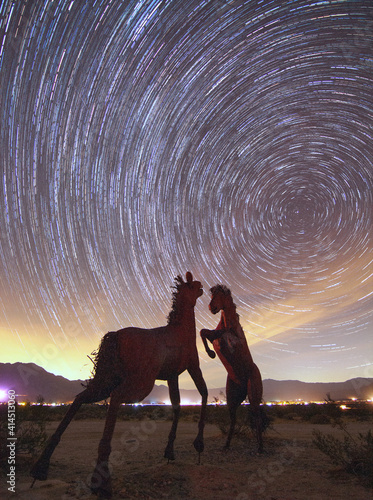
[{"xmin": 84, "ymin": 331, "xmax": 123, "ymax": 401}]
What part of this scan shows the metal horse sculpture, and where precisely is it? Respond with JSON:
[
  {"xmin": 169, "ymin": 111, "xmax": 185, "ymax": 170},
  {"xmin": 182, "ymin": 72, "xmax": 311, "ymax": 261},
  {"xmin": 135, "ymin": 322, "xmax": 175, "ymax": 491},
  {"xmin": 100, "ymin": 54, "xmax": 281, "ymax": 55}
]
[
  {"xmin": 200, "ymin": 284, "xmax": 263, "ymax": 453},
  {"xmin": 31, "ymin": 272, "xmax": 207, "ymax": 498}
]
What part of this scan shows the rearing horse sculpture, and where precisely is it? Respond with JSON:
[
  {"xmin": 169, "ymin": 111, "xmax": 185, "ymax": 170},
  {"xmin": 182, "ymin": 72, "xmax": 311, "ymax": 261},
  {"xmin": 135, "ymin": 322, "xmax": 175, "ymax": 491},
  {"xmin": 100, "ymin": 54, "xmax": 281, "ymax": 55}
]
[
  {"xmin": 31, "ymin": 272, "xmax": 207, "ymax": 498},
  {"xmin": 200, "ymin": 284, "xmax": 263, "ymax": 453}
]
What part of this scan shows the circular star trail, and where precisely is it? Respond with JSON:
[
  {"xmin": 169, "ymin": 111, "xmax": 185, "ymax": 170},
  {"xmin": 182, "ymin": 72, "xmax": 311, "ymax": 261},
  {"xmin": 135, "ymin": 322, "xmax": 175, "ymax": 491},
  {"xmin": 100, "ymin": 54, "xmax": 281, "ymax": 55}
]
[{"xmin": 0, "ymin": 0, "xmax": 372, "ymax": 386}]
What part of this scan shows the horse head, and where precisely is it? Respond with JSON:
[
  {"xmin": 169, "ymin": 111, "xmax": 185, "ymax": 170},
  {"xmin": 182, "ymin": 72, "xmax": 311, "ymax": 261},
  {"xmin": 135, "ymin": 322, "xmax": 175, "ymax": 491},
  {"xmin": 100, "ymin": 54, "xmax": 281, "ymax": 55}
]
[
  {"xmin": 168, "ymin": 272, "xmax": 203, "ymax": 325},
  {"xmin": 183, "ymin": 271, "xmax": 203, "ymax": 302},
  {"xmin": 209, "ymin": 284, "xmax": 231, "ymax": 314}
]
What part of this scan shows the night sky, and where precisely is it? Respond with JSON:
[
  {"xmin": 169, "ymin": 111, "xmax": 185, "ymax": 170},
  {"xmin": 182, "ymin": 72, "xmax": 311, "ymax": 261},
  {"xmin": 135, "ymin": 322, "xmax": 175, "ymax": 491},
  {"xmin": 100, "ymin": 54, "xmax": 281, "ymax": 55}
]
[{"xmin": 1, "ymin": 0, "xmax": 372, "ymax": 391}]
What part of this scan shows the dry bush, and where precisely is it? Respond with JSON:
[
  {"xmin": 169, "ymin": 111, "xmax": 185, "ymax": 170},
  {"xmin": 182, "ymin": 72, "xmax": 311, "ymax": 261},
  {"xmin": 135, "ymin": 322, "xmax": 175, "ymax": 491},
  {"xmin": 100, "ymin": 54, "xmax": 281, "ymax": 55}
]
[{"xmin": 312, "ymin": 422, "xmax": 373, "ymax": 486}]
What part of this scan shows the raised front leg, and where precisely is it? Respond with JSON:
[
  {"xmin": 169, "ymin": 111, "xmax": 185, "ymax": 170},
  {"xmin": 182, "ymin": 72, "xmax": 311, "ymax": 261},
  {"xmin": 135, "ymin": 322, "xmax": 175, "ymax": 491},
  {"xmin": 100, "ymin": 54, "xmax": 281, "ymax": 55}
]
[
  {"xmin": 188, "ymin": 363, "xmax": 208, "ymax": 463},
  {"xmin": 90, "ymin": 392, "xmax": 121, "ymax": 498},
  {"xmin": 200, "ymin": 329, "xmax": 216, "ymax": 358},
  {"xmin": 164, "ymin": 376, "xmax": 180, "ymax": 462}
]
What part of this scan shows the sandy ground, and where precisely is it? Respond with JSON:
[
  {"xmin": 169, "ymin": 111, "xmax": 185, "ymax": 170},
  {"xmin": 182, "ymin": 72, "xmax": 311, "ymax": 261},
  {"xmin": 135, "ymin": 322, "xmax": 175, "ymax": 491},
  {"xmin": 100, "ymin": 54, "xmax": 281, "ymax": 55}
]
[{"xmin": 1, "ymin": 418, "xmax": 372, "ymax": 500}]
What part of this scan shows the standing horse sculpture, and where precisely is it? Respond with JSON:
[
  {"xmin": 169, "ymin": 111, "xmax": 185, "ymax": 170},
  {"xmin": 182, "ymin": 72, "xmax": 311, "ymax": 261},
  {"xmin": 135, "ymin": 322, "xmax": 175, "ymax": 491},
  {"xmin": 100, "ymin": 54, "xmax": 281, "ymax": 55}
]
[
  {"xmin": 200, "ymin": 284, "xmax": 264, "ymax": 453},
  {"xmin": 31, "ymin": 272, "xmax": 207, "ymax": 498}
]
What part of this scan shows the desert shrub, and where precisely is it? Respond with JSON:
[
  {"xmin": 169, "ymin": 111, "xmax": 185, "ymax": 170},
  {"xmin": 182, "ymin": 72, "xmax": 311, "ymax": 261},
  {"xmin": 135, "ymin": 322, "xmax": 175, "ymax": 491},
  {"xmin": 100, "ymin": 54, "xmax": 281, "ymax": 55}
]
[
  {"xmin": 269, "ymin": 404, "xmax": 318, "ymax": 421},
  {"xmin": 0, "ymin": 398, "xmax": 49, "ymax": 468},
  {"xmin": 147, "ymin": 406, "xmax": 168, "ymax": 420},
  {"xmin": 322, "ymin": 403, "xmax": 343, "ymax": 420},
  {"xmin": 312, "ymin": 423, "xmax": 373, "ymax": 486},
  {"xmin": 17, "ymin": 399, "xmax": 48, "ymax": 456},
  {"xmin": 248, "ymin": 405, "xmax": 272, "ymax": 433},
  {"xmin": 284, "ymin": 411, "xmax": 300, "ymax": 421},
  {"xmin": 0, "ymin": 417, "xmax": 8, "ymax": 466},
  {"xmin": 301, "ymin": 403, "xmax": 325, "ymax": 421},
  {"xmin": 211, "ymin": 404, "xmax": 272, "ymax": 438},
  {"xmin": 347, "ymin": 402, "xmax": 373, "ymax": 422},
  {"xmin": 216, "ymin": 406, "xmax": 250, "ymax": 437},
  {"xmin": 309, "ymin": 413, "xmax": 331, "ymax": 425},
  {"xmin": 269, "ymin": 405, "xmax": 292, "ymax": 420},
  {"xmin": 183, "ymin": 406, "xmax": 205, "ymax": 421},
  {"xmin": 296, "ymin": 403, "xmax": 342, "ymax": 422},
  {"xmin": 74, "ymin": 403, "xmax": 108, "ymax": 420}
]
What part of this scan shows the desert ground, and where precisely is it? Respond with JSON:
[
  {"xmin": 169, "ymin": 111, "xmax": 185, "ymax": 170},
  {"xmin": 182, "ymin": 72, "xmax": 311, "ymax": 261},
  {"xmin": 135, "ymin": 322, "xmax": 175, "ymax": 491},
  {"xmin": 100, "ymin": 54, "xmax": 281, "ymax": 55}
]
[{"xmin": 1, "ymin": 413, "xmax": 372, "ymax": 500}]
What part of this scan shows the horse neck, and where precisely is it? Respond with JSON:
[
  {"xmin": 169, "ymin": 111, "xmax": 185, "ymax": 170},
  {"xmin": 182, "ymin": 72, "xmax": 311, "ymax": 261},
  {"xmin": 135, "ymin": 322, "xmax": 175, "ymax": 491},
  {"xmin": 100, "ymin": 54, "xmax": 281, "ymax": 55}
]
[
  {"xmin": 221, "ymin": 299, "xmax": 237, "ymax": 328},
  {"xmin": 169, "ymin": 300, "xmax": 196, "ymax": 334},
  {"xmin": 222, "ymin": 297, "xmax": 251, "ymax": 347}
]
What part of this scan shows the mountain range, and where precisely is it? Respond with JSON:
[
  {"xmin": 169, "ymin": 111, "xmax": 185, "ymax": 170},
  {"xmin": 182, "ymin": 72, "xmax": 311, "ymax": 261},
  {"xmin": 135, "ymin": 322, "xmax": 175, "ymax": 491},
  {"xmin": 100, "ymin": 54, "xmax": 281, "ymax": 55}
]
[{"xmin": 1, "ymin": 362, "xmax": 372, "ymax": 404}]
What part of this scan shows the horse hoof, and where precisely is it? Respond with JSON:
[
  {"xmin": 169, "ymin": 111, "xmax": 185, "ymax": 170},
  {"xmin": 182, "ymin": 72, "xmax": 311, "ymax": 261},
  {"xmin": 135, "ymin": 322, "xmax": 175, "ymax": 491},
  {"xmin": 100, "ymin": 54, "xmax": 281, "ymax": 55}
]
[
  {"xmin": 164, "ymin": 450, "xmax": 175, "ymax": 461},
  {"xmin": 91, "ymin": 487, "xmax": 112, "ymax": 499},
  {"xmin": 91, "ymin": 481, "xmax": 112, "ymax": 498},
  {"xmin": 164, "ymin": 440, "xmax": 176, "ymax": 462},
  {"xmin": 30, "ymin": 470, "xmax": 48, "ymax": 481},
  {"xmin": 90, "ymin": 467, "xmax": 112, "ymax": 498},
  {"xmin": 193, "ymin": 438, "xmax": 204, "ymax": 455},
  {"xmin": 30, "ymin": 461, "xmax": 49, "ymax": 481}
]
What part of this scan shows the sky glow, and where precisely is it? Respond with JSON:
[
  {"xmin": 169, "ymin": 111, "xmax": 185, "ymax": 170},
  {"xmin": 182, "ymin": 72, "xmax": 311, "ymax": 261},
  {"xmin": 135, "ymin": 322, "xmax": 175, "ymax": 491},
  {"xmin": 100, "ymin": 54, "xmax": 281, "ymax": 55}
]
[{"xmin": 0, "ymin": 0, "xmax": 372, "ymax": 390}]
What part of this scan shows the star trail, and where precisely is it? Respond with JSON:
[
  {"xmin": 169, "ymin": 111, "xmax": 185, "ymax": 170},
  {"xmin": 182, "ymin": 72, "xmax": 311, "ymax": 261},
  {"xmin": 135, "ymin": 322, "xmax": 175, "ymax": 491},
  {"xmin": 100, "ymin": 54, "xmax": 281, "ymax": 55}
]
[{"xmin": 0, "ymin": 0, "xmax": 372, "ymax": 389}]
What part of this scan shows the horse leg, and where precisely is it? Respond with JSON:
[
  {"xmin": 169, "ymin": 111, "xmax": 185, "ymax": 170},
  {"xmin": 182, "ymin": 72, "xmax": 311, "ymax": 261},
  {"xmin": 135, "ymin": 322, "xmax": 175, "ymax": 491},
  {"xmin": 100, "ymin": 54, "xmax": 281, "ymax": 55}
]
[
  {"xmin": 247, "ymin": 364, "xmax": 264, "ymax": 453},
  {"xmin": 188, "ymin": 364, "xmax": 208, "ymax": 462},
  {"xmin": 90, "ymin": 391, "xmax": 121, "ymax": 498},
  {"xmin": 30, "ymin": 388, "xmax": 91, "ymax": 482},
  {"xmin": 200, "ymin": 329, "xmax": 216, "ymax": 358},
  {"xmin": 225, "ymin": 377, "xmax": 246, "ymax": 450},
  {"xmin": 164, "ymin": 376, "xmax": 180, "ymax": 462}
]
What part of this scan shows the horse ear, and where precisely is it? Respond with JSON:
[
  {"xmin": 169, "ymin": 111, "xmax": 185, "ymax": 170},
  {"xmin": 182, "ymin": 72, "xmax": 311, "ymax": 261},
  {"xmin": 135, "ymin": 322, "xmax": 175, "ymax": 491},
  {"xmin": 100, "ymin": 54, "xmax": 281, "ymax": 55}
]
[{"xmin": 186, "ymin": 272, "xmax": 193, "ymax": 283}]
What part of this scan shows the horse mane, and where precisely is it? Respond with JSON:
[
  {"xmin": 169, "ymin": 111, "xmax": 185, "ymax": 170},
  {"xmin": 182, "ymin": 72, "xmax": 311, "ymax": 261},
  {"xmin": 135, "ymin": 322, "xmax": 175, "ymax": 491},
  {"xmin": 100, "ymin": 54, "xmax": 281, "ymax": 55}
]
[
  {"xmin": 82, "ymin": 332, "xmax": 122, "ymax": 399},
  {"xmin": 167, "ymin": 275, "xmax": 185, "ymax": 325},
  {"xmin": 210, "ymin": 284, "xmax": 231, "ymax": 297}
]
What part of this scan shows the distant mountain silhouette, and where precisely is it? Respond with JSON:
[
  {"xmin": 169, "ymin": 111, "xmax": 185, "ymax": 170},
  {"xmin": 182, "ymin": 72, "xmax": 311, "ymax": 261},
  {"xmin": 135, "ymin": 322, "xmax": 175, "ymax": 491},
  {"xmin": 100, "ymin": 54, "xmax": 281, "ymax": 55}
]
[
  {"xmin": 262, "ymin": 378, "xmax": 373, "ymax": 402},
  {"xmin": 0, "ymin": 362, "xmax": 84, "ymax": 404},
  {"xmin": 0, "ymin": 362, "xmax": 372, "ymax": 403}
]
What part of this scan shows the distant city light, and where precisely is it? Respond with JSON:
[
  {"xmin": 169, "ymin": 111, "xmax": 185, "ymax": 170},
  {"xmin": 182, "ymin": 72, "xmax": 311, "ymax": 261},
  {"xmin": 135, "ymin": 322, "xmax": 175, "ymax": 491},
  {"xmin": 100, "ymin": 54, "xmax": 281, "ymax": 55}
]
[{"xmin": 0, "ymin": 389, "xmax": 8, "ymax": 402}]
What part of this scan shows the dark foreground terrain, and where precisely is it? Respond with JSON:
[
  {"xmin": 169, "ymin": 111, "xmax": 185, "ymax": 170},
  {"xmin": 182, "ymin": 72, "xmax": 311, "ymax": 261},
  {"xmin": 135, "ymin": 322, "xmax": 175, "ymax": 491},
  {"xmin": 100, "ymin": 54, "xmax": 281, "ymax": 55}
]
[{"xmin": 1, "ymin": 404, "xmax": 372, "ymax": 499}]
